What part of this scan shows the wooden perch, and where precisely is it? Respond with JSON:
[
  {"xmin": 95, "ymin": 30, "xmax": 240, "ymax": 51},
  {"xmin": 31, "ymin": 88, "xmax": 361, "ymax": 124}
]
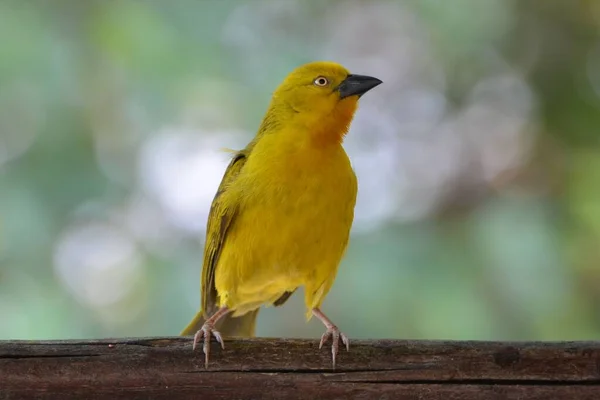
[{"xmin": 1, "ymin": 337, "xmax": 600, "ymax": 399}]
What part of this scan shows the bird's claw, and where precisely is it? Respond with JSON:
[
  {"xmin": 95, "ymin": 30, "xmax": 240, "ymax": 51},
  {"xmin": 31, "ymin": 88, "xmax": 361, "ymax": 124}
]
[
  {"xmin": 319, "ymin": 326, "xmax": 350, "ymax": 369},
  {"xmin": 192, "ymin": 323, "xmax": 225, "ymax": 369}
]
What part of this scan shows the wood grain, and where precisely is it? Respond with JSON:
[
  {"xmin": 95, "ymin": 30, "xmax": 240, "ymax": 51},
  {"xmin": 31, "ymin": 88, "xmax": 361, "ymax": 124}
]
[{"xmin": 1, "ymin": 337, "xmax": 599, "ymax": 399}]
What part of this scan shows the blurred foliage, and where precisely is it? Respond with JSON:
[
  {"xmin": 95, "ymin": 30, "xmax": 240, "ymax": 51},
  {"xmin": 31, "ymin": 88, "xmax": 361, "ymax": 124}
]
[{"xmin": 1, "ymin": 0, "xmax": 600, "ymax": 342}]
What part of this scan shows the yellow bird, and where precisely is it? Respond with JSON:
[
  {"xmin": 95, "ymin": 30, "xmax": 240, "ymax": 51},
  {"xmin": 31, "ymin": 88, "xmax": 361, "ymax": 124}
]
[{"xmin": 181, "ymin": 61, "xmax": 382, "ymax": 368}]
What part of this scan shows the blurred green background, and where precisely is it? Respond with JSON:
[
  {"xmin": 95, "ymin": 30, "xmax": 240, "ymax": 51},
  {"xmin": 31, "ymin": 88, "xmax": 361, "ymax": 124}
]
[{"xmin": 1, "ymin": 0, "xmax": 600, "ymax": 342}]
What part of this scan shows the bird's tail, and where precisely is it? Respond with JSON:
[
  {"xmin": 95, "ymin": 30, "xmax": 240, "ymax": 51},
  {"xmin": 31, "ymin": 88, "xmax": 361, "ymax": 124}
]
[{"xmin": 180, "ymin": 309, "xmax": 259, "ymax": 338}]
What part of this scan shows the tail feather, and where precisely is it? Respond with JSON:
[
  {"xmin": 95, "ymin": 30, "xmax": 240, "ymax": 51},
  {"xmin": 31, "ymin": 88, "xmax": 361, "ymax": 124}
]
[{"xmin": 180, "ymin": 309, "xmax": 259, "ymax": 338}]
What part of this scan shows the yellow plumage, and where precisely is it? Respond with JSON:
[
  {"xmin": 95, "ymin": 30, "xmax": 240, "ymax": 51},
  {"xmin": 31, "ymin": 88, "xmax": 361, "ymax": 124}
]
[
  {"xmin": 181, "ymin": 61, "xmax": 381, "ymax": 368},
  {"xmin": 217, "ymin": 126, "xmax": 357, "ymax": 319}
]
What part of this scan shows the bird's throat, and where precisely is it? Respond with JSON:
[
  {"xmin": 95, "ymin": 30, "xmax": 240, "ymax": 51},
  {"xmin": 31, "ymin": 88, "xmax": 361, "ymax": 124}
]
[{"xmin": 309, "ymin": 99, "xmax": 358, "ymax": 146}]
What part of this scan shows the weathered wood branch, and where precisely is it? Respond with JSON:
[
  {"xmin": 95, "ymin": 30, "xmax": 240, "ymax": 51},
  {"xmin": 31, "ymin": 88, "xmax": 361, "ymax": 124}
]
[{"xmin": 1, "ymin": 337, "xmax": 599, "ymax": 399}]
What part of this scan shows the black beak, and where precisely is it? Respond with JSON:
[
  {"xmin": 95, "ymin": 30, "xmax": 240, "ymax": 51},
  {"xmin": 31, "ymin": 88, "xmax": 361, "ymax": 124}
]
[{"xmin": 337, "ymin": 74, "xmax": 382, "ymax": 99}]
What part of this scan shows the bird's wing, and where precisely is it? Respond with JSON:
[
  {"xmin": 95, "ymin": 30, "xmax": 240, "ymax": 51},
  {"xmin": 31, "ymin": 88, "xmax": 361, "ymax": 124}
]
[{"xmin": 201, "ymin": 151, "xmax": 246, "ymax": 315}]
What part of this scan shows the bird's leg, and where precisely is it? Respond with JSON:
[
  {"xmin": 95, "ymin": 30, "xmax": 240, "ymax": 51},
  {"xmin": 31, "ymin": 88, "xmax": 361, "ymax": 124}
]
[
  {"xmin": 192, "ymin": 306, "xmax": 230, "ymax": 368},
  {"xmin": 312, "ymin": 308, "xmax": 349, "ymax": 369}
]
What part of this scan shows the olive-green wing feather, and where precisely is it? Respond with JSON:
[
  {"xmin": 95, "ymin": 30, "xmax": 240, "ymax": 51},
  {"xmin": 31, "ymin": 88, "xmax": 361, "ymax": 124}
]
[
  {"xmin": 181, "ymin": 151, "xmax": 259, "ymax": 338},
  {"xmin": 201, "ymin": 151, "xmax": 246, "ymax": 314}
]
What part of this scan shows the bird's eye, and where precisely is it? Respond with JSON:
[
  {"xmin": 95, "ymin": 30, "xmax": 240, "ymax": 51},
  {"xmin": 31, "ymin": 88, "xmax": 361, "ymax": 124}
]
[{"xmin": 314, "ymin": 76, "xmax": 329, "ymax": 87}]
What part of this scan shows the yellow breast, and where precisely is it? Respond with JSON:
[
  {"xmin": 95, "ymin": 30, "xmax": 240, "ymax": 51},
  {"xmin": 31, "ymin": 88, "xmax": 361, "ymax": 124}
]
[{"xmin": 215, "ymin": 132, "xmax": 357, "ymax": 316}]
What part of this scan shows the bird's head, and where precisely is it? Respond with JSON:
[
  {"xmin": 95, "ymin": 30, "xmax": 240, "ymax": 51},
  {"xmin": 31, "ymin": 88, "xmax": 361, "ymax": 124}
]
[{"xmin": 267, "ymin": 61, "xmax": 382, "ymax": 143}]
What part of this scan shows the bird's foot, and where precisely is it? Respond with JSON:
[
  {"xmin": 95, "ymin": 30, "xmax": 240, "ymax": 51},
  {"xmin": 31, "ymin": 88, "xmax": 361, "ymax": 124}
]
[
  {"xmin": 319, "ymin": 325, "xmax": 350, "ymax": 370},
  {"xmin": 193, "ymin": 322, "xmax": 225, "ymax": 369}
]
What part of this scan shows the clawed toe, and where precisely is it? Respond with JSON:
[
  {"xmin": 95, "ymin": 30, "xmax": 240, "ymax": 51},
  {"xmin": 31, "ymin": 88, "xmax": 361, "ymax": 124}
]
[
  {"xmin": 319, "ymin": 326, "xmax": 350, "ymax": 369},
  {"xmin": 193, "ymin": 323, "xmax": 225, "ymax": 368}
]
